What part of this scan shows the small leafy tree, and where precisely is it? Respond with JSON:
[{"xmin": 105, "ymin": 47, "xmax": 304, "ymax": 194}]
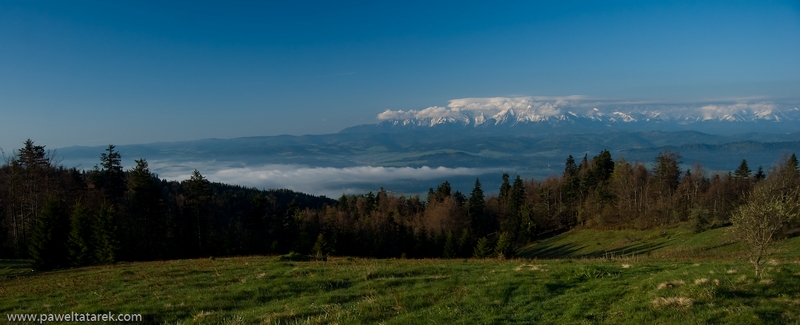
[{"xmin": 730, "ymin": 171, "xmax": 798, "ymax": 278}]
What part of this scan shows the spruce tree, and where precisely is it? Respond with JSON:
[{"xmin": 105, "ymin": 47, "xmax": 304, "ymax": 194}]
[
  {"xmin": 473, "ymin": 237, "xmax": 492, "ymax": 258},
  {"xmin": 99, "ymin": 145, "xmax": 126, "ymax": 203},
  {"xmin": 94, "ymin": 205, "xmax": 120, "ymax": 264},
  {"xmin": 67, "ymin": 203, "xmax": 95, "ymax": 266},
  {"xmin": 754, "ymin": 166, "xmax": 766, "ymax": 182},
  {"xmin": 312, "ymin": 233, "xmax": 329, "ymax": 260},
  {"xmin": 29, "ymin": 199, "xmax": 70, "ymax": 270},
  {"xmin": 499, "ymin": 173, "xmax": 511, "ymax": 201},
  {"xmin": 126, "ymin": 159, "xmax": 164, "ymax": 260},
  {"xmin": 457, "ymin": 228, "xmax": 473, "ymax": 257},
  {"xmin": 442, "ymin": 231, "xmax": 456, "ymax": 258},
  {"xmin": 468, "ymin": 178, "xmax": 487, "ymax": 235},
  {"xmin": 788, "ymin": 153, "xmax": 799, "ymax": 172},
  {"xmin": 509, "ymin": 175, "xmax": 526, "ymax": 216},
  {"xmin": 494, "ymin": 232, "xmax": 514, "ymax": 259},
  {"xmin": 184, "ymin": 170, "xmax": 212, "ymax": 256},
  {"xmin": 734, "ymin": 159, "xmax": 751, "ymax": 180}
]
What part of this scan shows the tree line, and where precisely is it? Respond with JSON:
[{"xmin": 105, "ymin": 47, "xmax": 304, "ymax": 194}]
[{"xmin": 1, "ymin": 140, "xmax": 798, "ymax": 270}]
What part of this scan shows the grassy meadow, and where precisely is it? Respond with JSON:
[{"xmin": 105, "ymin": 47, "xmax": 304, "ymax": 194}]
[{"xmin": 3, "ymin": 225, "xmax": 800, "ymax": 324}]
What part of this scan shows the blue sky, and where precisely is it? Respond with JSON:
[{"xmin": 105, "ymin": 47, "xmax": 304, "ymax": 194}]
[{"xmin": 1, "ymin": 0, "xmax": 799, "ymax": 151}]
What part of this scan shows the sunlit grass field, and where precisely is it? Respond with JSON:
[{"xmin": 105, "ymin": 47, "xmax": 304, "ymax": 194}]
[{"xmin": 2, "ymin": 226, "xmax": 800, "ymax": 324}]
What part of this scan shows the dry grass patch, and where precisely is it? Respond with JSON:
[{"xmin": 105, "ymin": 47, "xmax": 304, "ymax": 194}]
[
  {"xmin": 694, "ymin": 278, "xmax": 709, "ymax": 285},
  {"xmin": 514, "ymin": 264, "xmax": 546, "ymax": 272},
  {"xmin": 192, "ymin": 310, "xmax": 214, "ymax": 321},
  {"xmin": 652, "ymin": 297, "xmax": 694, "ymax": 308},
  {"xmin": 657, "ymin": 280, "xmax": 685, "ymax": 290}
]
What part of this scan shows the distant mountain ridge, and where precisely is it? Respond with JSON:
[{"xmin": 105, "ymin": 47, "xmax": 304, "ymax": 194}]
[{"xmin": 358, "ymin": 97, "xmax": 800, "ymax": 135}]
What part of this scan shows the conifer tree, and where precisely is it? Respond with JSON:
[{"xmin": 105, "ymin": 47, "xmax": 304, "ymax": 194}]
[
  {"xmin": 67, "ymin": 203, "xmax": 95, "ymax": 266},
  {"xmin": 98, "ymin": 145, "xmax": 126, "ymax": 203},
  {"xmin": 473, "ymin": 237, "xmax": 492, "ymax": 258},
  {"xmin": 442, "ymin": 231, "xmax": 456, "ymax": 258},
  {"xmin": 29, "ymin": 199, "xmax": 70, "ymax": 270},
  {"xmin": 563, "ymin": 155, "xmax": 578, "ymax": 179},
  {"xmin": 184, "ymin": 170, "xmax": 212, "ymax": 256},
  {"xmin": 457, "ymin": 228, "xmax": 473, "ymax": 257},
  {"xmin": 468, "ymin": 178, "xmax": 487, "ymax": 235},
  {"xmin": 126, "ymin": 159, "xmax": 164, "ymax": 259},
  {"xmin": 591, "ymin": 149, "xmax": 614, "ymax": 183},
  {"xmin": 734, "ymin": 159, "xmax": 751, "ymax": 180},
  {"xmin": 94, "ymin": 204, "xmax": 120, "ymax": 264},
  {"xmin": 499, "ymin": 173, "xmax": 511, "ymax": 201},
  {"xmin": 509, "ymin": 175, "xmax": 526, "ymax": 216},
  {"xmin": 494, "ymin": 232, "xmax": 514, "ymax": 259},
  {"xmin": 312, "ymin": 233, "xmax": 329, "ymax": 259},
  {"xmin": 754, "ymin": 166, "xmax": 766, "ymax": 182},
  {"xmin": 653, "ymin": 151, "xmax": 682, "ymax": 191}
]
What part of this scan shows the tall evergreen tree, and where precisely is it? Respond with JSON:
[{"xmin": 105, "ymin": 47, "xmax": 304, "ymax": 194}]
[
  {"xmin": 11, "ymin": 139, "xmax": 55, "ymax": 258},
  {"xmin": 183, "ymin": 170, "xmax": 212, "ymax": 256},
  {"xmin": 509, "ymin": 175, "xmax": 526, "ymax": 216},
  {"xmin": 94, "ymin": 204, "xmax": 120, "ymax": 264},
  {"xmin": 734, "ymin": 159, "xmax": 751, "ymax": 180},
  {"xmin": 591, "ymin": 149, "xmax": 615, "ymax": 183},
  {"xmin": 126, "ymin": 159, "xmax": 164, "ymax": 260},
  {"xmin": 468, "ymin": 178, "xmax": 487, "ymax": 235},
  {"xmin": 67, "ymin": 203, "xmax": 95, "ymax": 266},
  {"xmin": 499, "ymin": 173, "xmax": 511, "ymax": 201},
  {"xmin": 653, "ymin": 151, "xmax": 682, "ymax": 195},
  {"xmin": 754, "ymin": 166, "xmax": 766, "ymax": 182},
  {"xmin": 98, "ymin": 145, "xmax": 126, "ymax": 203},
  {"xmin": 29, "ymin": 199, "xmax": 70, "ymax": 270},
  {"xmin": 788, "ymin": 153, "xmax": 799, "ymax": 172},
  {"xmin": 563, "ymin": 155, "xmax": 578, "ymax": 179}
]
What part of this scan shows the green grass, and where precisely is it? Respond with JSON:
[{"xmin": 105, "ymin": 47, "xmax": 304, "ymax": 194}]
[
  {"xmin": 2, "ymin": 257, "xmax": 800, "ymax": 324},
  {"xmin": 3, "ymin": 226, "xmax": 800, "ymax": 324}
]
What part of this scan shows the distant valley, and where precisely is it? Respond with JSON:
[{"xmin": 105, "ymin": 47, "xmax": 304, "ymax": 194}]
[{"xmin": 55, "ymin": 115, "xmax": 800, "ymax": 197}]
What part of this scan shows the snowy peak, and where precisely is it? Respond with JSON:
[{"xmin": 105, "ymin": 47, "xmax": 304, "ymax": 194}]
[{"xmin": 376, "ymin": 96, "xmax": 800, "ymax": 128}]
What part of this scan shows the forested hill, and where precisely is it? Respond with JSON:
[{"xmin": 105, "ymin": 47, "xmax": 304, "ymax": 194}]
[
  {"xmin": 0, "ymin": 140, "xmax": 334, "ymax": 269},
  {"xmin": 3, "ymin": 139, "xmax": 800, "ymax": 272}
]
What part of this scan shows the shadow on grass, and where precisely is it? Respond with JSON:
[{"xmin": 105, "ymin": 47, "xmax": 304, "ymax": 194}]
[
  {"xmin": 518, "ymin": 240, "xmax": 669, "ymax": 259},
  {"xmin": 0, "ymin": 260, "xmax": 33, "ymax": 280},
  {"xmin": 582, "ymin": 241, "xmax": 670, "ymax": 258},
  {"xmin": 517, "ymin": 243, "xmax": 585, "ymax": 259}
]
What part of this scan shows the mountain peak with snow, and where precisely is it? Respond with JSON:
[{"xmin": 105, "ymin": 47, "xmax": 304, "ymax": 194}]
[{"xmin": 374, "ymin": 96, "xmax": 800, "ymax": 130}]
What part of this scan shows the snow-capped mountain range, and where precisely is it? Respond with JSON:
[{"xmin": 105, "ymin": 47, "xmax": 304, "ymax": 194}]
[{"xmin": 373, "ymin": 96, "xmax": 800, "ymax": 130}]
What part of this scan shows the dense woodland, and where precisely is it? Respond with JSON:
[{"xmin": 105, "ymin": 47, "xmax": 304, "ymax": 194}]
[{"xmin": 1, "ymin": 139, "xmax": 798, "ymax": 270}]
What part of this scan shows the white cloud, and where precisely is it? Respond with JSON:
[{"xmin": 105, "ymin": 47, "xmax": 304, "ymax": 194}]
[
  {"xmin": 153, "ymin": 162, "xmax": 497, "ymax": 198},
  {"xmin": 700, "ymin": 102, "xmax": 776, "ymax": 120}
]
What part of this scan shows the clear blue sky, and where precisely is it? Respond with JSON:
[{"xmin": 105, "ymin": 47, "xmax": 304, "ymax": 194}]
[{"xmin": 1, "ymin": 0, "xmax": 799, "ymax": 151}]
